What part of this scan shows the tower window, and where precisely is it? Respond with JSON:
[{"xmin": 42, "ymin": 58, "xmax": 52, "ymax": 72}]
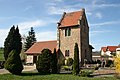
[
  {"xmin": 65, "ymin": 50, "xmax": 69, "ymax": 57},
  {"xmin": 65, "ymin": 28, "xmax": 71, "ymax": 36}
]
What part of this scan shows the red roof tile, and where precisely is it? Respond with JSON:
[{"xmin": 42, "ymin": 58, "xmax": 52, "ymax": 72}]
[
  {"xmin": 101, "ymin": 47, "xmax": 107, "ymax": 52},
  {"xmin": 107, "ymin": 46, "xmax": 118, "ymax": 52},
  {"xmin": 25, "ymin": 40, "xmax": 57, "ymax": 55},
  {"xmin": 58, "ymin": 9, "xmax": 84, "ymax": 28}
]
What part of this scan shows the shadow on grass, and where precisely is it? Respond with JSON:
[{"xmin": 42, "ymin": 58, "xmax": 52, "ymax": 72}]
[
  {"xmin": 20, "ymin": 71, "xmax": 72, "ymax": 76},
  {"xmin": 20, "ymin": 72, "xmax": 51, "ymax": 76},
  {"xmin": 20, "ymin": 72, "xmax": 41, "ymax": 76}
]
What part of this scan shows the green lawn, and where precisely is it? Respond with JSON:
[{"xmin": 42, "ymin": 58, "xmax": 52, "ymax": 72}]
[
  {"xmin": 0, "ymin": 48, "xmax": 4, "ymax": 61},
  {"xmin": 0, "ymin": 73, "xmax": 119, "ymax": 80}
]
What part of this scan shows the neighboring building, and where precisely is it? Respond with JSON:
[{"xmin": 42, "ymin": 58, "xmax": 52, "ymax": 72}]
[
  {"xmin": 25, "ymin": 40, "xmax": 57, "ymax": 64},
  {"xmin": 25, "ymin": 8, "xmax": 93, "ymax": 65},
  {"xmin": 92, "ymin": 51, "xmax": 101, "ymax": 61},
  {"xmin": 116, "ymin": 48, "xmax": 120, "ymax": 58},
  {"xmin": 101, "ymin": 46, "xmax": 118, "ymax": 60},
  {"xmin": 57, "ymin": 8, "xmax": 92, "ymax": 65},
  {"xmin": 101, "ymin": 46, "xmax": 118, "ymax": 56}
]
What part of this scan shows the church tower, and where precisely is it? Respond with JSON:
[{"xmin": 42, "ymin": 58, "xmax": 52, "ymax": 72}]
[{"xmin": 57, "ymin": 8, "xmax": 92, "ymax": 65}]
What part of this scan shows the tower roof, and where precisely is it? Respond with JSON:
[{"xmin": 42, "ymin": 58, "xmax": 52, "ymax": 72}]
[{"xmin": 58, "ymin": 9, "xmax": 85, "ymax": 28}]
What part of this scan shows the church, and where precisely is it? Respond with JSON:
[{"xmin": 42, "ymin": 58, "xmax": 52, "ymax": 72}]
[{"xmin": 25, "ymin": 8, "xmax": 93, "ymax": 65}]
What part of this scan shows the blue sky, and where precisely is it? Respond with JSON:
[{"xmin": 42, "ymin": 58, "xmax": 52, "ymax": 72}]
[{"xmin": 0, "ymin": 0, "xmax": 120, "ymax": 51}]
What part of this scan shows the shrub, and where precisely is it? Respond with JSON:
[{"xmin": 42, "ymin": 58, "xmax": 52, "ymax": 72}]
[
  {"xmin": 105, "ymin": 60, "xmax": 113, "ymax": 67},
  {"xmin": 66, "ymin": 58, "xmax": 73, "ymax": 66},
  {"xmin": 36, "ymin": 49, "xmax": 52, "ymax": 74},
  {"xmin": 62, "ymin": 66, "xmax": 72, "ymax": 71},
  {"xmin": 4, "ymin": 50, "xmax": 23, "ymax": 75},
  {"xmin": 51, "ymin": 48, "xmax": 58, "ymax": 74},
  {"xmin": 114, "ymin": 57, "xmax": 120, "ymax": 74},
  {"xmin": 79, "ymin": 70, "xmax": 93, "ymax": 77}
]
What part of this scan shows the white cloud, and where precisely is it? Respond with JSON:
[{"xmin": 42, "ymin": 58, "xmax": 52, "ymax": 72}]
[
  {"xmin": 18, "ymin": 20, "xmax": 46, "ymax": 30},
  {"xmin": 96, "ymin": 4, "xmax": 120, "ymax": 8},
  {"xmin": 90, "ymin": 20, "xmax": 120, "ymax": 27},
  {"xmin": 0, "ymin": 29, "xmax": 9, "ymax": 47},
  {"xmin": 90, "ymin": 30, "xmax": 111, "ymax": 36},
  {"xmin": 23, "ymin": 6, "xmax": 33, "ymax": 11},
  {"xmin": 54, "ymin": 0, "xmax": 63, "ymax": 2},
  {"xmin": 48, "ymin": 6, "xmax": 79, "ymax": 15},
  {"xmin": 16, "ymin": 20, "xmax": 48, "ymax": 34},
  {"xmin": 36, "ymin": 31, "xmax": 57, "ymax": 41},
  {"xmin": 95, "ymin": 12, "xmax": 102, "ymax": 19}
]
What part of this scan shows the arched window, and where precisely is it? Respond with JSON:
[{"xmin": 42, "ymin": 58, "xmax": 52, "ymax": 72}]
[
  {"xmin": 65, "ymin": 50, "xmax": 70, "ymax": 57},
  {"xmin": 65, "ymin": 28, "xmax": 71, "ymax": 36}
]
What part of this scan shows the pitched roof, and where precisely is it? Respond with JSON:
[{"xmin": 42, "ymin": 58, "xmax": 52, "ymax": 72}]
[
  {"xmin": 58, "ymin": 9, "xmax": 85, "ymax": 28},
  {"xmin": 107, "ymin": 46, "xmax": 118, "ymax": 52},
  {"xmin": 25, "ymin": 40, "xmax": 57, "ymax": 55},
  {"xmin": 101, "ymin": 47, "xmax": 107, "ymax": 52}
]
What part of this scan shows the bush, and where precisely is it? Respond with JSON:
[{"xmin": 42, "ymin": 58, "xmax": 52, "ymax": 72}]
[
  {"xmin": 51, "ymin": 48, "xmax": 58, "ymax": 74},
  {"xmin": 66, "ymin": 58, "xmax": 73, "ymax": 66},
  {"xmin": 79, "ymin": 70, "xmax": 93, "ymax": 77},
  {"xmin": 4, "ymin": 50, "xmax": 23, "ymax": 75},
  {"xmin": 36, "ymin": 49, "xmax": 52, "ymax": 74},
  {"xmin": 62, "ymin": 66, "xmax": 72, "ymax": 71},
  {"xmin": 105, "ymin": 60, "xmax": 113, "ymax": 67}
]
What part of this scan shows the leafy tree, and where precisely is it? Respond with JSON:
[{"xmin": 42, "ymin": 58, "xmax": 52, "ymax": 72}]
[
  {"xmin": 4, "ymin": 26, "xmax": 15, "ymax": 60},
  {"xmin": 73, "ymin": 43, "xmax": 80, "ymax": 75},
  {"xmin": 24, "ymin": 27, "xmax": 36, "ymax": 51},
  {"xmin": 36, "ymin": 49, "xmax": 52, "ymax": 74},
  {"xmin": 4, "ymin": 50, "xmax": 23, "ymax": 75},
  {"xmin": 51, "ymin": 48, "xmax": 58, "ymax": 74}
]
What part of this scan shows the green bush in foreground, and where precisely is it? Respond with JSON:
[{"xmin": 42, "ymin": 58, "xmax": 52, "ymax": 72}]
[
  {"xmin": 36, "ymin": 49, "xmax": 52, "ymax": 74},
  {"xmin": 4, "ymin": 50, "xmax": 23, "ymax": 75}
]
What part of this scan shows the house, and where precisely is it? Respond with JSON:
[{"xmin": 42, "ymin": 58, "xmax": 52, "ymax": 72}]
[
  {"xmin": 101, "ymin": 46, "xmax": 118, "ymax": 56},
  {"xmin": 25, "ymin": 8, "xmax": 93, "ymax": 65},
  {"xmin": 101, "ymin": 46, "xmax": 118, "ymax": 60},
  {"xmin": 92, "ymin": 51, "xmax": 101, "ymax": 61},
  {"xmin": 25, "ymin": 40, "xmax": 57, "ymax": 64}
]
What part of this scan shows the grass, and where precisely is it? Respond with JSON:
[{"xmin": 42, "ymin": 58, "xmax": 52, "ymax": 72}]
[
  {"xmin": 0, "ymin": 73, "xmax": 119, "ymax": 80},
  {"xmin": 0, "ymin": 48, "xmax": 4, "ymax": 61}
]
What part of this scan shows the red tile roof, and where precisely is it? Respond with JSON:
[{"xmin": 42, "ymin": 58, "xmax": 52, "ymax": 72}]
[
  {"xmin": 101, "ymin": 47, "xmax": 107, "ymax": 52},
  {"xmin": 25, "ymin": 40, "xmax": 57, "ymax": 55},
  {"xmin": 107, "ymin": 46, "xmax": 118, "ymax": 52},
  {"xmin": 101, "ymin": 46, "xmax": 118, "ymax": 52},
  {"xmin": 58, "ymin": 9, "xmax": 84, "ymax": 28}
]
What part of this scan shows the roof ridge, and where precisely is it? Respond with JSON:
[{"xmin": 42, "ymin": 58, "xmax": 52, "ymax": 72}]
[{"xmin": 37, "ymin": 40, "xmax": 57, "ymax": 43}]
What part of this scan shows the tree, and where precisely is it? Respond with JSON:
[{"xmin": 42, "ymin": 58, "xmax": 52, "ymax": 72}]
[
  {"xmin": 24, "ymin": 27, "xmax": 36, "ymax": 51},
  {"xmin": 73, "ymin": 43, "xmax": 80, "ymax": 75},
  {"xmin": 36, "ymin": 49, "xmax": 52, "ymax": 74},
  {"xmin": 51, "ymin": 48, "xmax": 58, "ymax": 74},
  {"xmin": 4, "ymin": 26, "xmax": 23, "ymax": 74},
  {"xmin": 4, "ymin": 26, "xmax": 15, "ymax": 60},
  {"xmin": 4, "ymin": 50, "xmax": 23, "ymax": 75},
  {"xmin": 14, "ymin": 26, "xmax": 22, "ymax": 54}
]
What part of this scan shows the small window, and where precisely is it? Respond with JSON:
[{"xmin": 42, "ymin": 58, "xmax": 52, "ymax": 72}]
[
  {"xmin": 65, "ymin": 28, "xmax": 67, "ymax": 36},
  {"xmin": 68, "ymin": 28, "xmax": 71, "ymax": 36},
  {"xmin": 65, "ymin": 28, "xmax": 71, "ymax": 36},
  {"xmin": 65, "ymin": 50, "xmax": 69, "ymax": 57}
]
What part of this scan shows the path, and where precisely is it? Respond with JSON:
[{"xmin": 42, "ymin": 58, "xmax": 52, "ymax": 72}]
[
  {"xmin": 92, "ymin": 67, "xmax": 116, "ymax": 77},
  {"xmin": 0, "ymin": 65, "xmax": 36, "ymax": 74}
]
